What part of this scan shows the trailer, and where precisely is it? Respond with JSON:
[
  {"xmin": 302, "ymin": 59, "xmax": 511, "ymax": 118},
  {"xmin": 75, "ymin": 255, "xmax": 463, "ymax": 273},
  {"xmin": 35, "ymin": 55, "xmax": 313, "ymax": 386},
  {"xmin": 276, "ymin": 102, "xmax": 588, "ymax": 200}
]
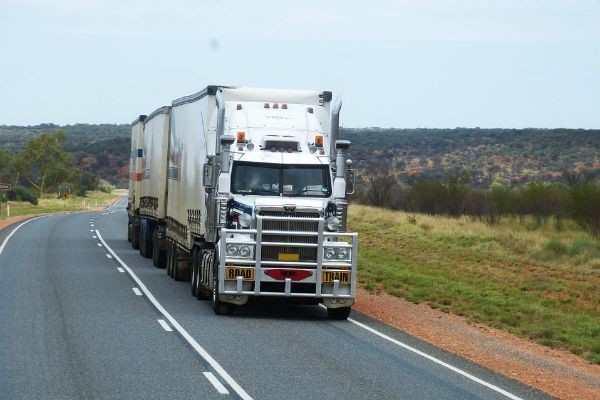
[
  {"xmin": 129, "ymin": 85, "xmax": 357, "ymax": 319},
  {"xmin": 127, "ymin": 114, "xmax": 145, "ymax": 248}
]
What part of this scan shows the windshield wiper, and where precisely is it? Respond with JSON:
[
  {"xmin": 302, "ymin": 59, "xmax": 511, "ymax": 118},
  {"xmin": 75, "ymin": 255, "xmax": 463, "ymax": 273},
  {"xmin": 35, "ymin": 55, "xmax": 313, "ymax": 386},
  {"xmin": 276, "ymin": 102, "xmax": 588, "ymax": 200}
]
[{"xmin": 247, "ymin": 187, "xmax": 279, "ymax": 195}]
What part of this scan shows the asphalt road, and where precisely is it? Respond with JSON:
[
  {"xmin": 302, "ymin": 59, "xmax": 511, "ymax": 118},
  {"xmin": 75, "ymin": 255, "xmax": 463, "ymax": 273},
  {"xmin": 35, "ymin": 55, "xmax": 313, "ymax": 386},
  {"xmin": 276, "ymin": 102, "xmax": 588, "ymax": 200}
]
[{"xmin": 0, "ymin": 198, "xmax": 555, "ymax": 400}]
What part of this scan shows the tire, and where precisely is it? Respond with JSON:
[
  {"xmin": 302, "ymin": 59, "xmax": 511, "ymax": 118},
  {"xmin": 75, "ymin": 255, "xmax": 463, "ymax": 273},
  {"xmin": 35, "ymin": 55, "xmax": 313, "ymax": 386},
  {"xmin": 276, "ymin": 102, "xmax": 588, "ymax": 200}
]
[
  {"xmin": 131, "ymin": 219, "xmax": 140, "ymax": 250},
  {"xmin": 127, "ymin": 222, "xmax": 132, "ymax": 242},
  {"xmin": 166, "ymin": 241, "xmax": 174, "ymax": 278},
  {"xmin": 212, "ymin": 260, "xmax": 233, "ymax": 315},
  {"xmin": 327, "ymin": 306, "xmax": 352, "ymax": 320},
  {"xmin": 196, "ymin": 249, "xmax": 209, "ymax": 300},
  {"xmin": 191, "ymin": 247, "xmax": 199, "ymax": 297},
  {"xmin": 152, "ymin": 232, "xmax": 159, "ymax": 267},
  {"xmin": 139, "ymin": 220, "xmax": 153, "ymax": 259}
]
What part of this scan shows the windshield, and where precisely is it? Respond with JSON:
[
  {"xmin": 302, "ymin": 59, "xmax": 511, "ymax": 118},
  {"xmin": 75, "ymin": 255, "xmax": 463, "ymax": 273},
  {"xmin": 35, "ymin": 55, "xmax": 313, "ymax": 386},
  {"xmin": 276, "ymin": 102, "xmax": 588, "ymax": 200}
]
[{"xmin": 231, "ymin": 161, "xmax": 331, "ymax": 197}]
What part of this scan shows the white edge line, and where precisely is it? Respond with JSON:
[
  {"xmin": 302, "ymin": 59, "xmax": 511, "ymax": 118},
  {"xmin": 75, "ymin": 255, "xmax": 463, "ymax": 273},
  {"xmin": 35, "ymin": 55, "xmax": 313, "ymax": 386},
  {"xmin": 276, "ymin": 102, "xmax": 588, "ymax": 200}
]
[
  {"xmin": 96, "ymin": 230, "xmax": 253, "ymax": 400},
  {"xmin": 157, "ymin": 319, "xmax": 173, "ymax": 332},
  {"xmin": 203, "ymin": 371, "xmax": 230, "ymax": 395},
  {"xmin": 0, "ymin": 216, "xmax": 46, "ymax": 257},
  {"xmin": 346, "ymin": 314, "xmax": 524, "ymax": 400},
  {"xmin": 132, "ymin": 287, "xmax": 142, "ymax": 296}
]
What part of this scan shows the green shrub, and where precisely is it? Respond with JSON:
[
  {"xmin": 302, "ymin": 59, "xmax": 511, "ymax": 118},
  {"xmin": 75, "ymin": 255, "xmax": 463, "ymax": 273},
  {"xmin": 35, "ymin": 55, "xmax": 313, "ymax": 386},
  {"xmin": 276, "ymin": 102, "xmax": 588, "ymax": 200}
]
[{"xmin": 6, "ymin": 186, "xmax": 38, "ymax": 205}]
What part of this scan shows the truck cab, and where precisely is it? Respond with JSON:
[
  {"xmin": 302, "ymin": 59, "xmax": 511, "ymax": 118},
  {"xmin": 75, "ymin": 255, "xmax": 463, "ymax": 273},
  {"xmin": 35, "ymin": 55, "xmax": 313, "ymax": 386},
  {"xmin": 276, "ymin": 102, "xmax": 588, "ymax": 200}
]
[{"xmin": 210, "ymin": 97, "xmax": 357, "ymax": 318}]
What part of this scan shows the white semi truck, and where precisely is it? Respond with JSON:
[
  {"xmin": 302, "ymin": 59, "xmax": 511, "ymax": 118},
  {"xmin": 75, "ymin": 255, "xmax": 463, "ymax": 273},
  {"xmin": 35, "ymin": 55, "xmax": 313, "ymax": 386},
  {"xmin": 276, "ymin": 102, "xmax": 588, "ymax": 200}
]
[{"xmin": 128, "ymin": 86, "xmax": 357, "ymax": 318}]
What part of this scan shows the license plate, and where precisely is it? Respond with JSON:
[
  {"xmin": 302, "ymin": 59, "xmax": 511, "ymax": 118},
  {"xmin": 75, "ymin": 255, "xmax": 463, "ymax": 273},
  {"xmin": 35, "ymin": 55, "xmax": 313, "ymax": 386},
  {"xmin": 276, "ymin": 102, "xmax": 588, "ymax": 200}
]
[
  {"xmin": 225, "ymin": 267, "xmax": 254, "ymax": 281},
  {"xmin": 322, "ymin": 271, "xmax": 350, "ymax": 284},
  {"xmin": 278, "ymin": 253, "xmax": 299, "ymax": 262}
]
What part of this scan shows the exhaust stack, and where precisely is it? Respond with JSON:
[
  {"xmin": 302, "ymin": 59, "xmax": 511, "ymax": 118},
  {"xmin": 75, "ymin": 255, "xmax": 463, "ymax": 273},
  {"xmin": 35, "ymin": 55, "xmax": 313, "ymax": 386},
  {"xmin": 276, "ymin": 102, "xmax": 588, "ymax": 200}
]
[{"xmin": 330, "ymin": 96, "xmax": 342, "ymax": 161}]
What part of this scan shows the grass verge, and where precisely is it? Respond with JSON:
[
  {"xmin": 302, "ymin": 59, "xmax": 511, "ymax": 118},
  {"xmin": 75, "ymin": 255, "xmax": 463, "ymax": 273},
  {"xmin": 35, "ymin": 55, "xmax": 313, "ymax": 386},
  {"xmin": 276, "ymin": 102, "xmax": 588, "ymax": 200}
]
[
  {"xmin": 0, "ymin": 190, "xmax": 123, "ymax": 219},
  {"xmin": 349, "ymin": 204, "xmax": 600, "ymax": 364}
]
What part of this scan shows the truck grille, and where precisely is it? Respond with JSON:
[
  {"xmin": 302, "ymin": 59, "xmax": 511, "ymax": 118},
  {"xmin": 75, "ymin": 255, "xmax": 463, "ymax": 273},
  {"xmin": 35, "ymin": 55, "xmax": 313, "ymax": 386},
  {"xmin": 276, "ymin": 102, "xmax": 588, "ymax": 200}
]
[{"xmin": 259, "ymin": 211, "xmax": 320, "ymax": 262}]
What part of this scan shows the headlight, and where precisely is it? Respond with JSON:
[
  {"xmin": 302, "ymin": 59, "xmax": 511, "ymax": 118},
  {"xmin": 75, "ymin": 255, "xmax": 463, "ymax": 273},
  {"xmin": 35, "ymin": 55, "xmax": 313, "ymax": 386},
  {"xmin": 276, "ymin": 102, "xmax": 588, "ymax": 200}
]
[
  {"xmin": 324, "ymin": 246, "xmax": 351, "ymax": 261},
  {"xmin": 325, "ymin": 216, "xmax": 340, "ymax": 231},
  {"xmin": 324, "ymin": 248, "xmax": 336, "ymax": 260},
  {"xmin": 239, "ymin": 213, "xmax": 252, "ymax": 228},
  {"xmin": 336, "ymin": 248, "xmax": 349, "ymax": 260},
  {"xmin": 226, "ymin": 244, "xmax": 239, "ymax": 256},
  {"xmin": 239, "ymin": 245, "xmax": 251, "ymax": 257}
]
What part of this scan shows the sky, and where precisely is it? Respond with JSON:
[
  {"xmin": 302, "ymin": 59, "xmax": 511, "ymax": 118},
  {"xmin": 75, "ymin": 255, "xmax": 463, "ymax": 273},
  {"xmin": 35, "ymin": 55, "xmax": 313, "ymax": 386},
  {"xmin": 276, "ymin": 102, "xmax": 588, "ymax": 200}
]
[{"xmin": 1, "ymin": 0, "xmax": 599, "ymax": 128}]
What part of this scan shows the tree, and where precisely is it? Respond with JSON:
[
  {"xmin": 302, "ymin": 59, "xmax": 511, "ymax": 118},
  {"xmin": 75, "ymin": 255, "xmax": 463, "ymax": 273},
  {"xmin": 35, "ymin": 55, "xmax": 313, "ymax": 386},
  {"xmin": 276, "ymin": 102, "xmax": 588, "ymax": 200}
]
[
  {"xmin": 13, "ymin": 131, "xmax": 79, "ymax": 198},
  {"xmin": 0, "ymin": 149, "xmax": 15, "ymax": 182}
]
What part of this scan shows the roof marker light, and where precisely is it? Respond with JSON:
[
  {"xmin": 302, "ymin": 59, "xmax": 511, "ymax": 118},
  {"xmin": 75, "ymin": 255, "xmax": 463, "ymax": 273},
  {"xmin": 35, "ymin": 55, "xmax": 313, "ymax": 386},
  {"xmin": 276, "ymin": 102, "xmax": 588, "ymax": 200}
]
[
  {"xmin": 307, "ymin": 107, "xmax": 313, "ymax": 114},
  {"xmin": 273, "ymin": 103, "xmax": 279, "ymax": 109},
  {"xmin": 282, "ymin": 104, "xmax": 288, "ymax": 109},
  {"xmin": 236, "ymin": 131, "xmax": 246, "ymax": 142},
  {"xmin": 236, "ymin": 104, "xmax": 242, "ymax": 110},
  {"xmin": 264, "ymin": 103, "xmax": 270, "ymax": 109}
]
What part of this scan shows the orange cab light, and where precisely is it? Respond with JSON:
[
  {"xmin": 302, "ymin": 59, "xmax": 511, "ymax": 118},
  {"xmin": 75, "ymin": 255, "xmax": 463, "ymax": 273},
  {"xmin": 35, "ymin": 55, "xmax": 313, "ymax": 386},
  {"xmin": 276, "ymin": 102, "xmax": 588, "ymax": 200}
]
[
  {"xmin": 315, "ymin": 135, "xmax": 324, "ymax": 147},
  {"xmin": 236, "ymin": 131, "xmax": 246, "ymax": 142}
]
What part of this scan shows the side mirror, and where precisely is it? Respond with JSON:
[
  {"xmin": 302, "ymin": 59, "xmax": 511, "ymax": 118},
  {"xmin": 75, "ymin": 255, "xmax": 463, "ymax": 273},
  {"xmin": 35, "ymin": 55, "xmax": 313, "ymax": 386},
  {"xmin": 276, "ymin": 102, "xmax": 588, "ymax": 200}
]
[{"xmin": 345, "ymin": 159, "xmax": 355, "ymax": 195}]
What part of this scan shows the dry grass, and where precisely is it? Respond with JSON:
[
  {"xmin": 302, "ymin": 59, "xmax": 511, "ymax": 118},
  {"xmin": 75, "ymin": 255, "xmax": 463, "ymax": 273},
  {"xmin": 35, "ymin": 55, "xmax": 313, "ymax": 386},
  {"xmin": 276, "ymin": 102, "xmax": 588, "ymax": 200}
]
[
  {"xmin": 349, "ymin": 204, "xmax": 600, "ymax": 364},
  {"xmin": 0, "ymin": 190, "xmax": 121, "ymax": 219}
]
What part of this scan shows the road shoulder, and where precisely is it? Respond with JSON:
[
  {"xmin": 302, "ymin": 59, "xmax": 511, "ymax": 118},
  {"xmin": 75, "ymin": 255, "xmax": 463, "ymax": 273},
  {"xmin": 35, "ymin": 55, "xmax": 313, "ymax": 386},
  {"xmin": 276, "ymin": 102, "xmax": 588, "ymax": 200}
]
[{"xmin": 354, "ymin": 287, "xmax": 600, "ymax": 400}]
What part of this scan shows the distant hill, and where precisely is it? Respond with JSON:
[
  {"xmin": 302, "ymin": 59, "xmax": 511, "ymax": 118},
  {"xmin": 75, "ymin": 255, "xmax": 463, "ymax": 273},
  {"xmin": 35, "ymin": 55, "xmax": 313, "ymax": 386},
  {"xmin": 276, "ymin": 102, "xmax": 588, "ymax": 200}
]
[
  {"xmin": 1, "ymin": 124, "xmax": 598, "ymax": 188},
  {"xmin": 344, "ymin": 128, "xmax": 600, "ymax": 187},
  {"xmin": 0, "ymin": 123, "xmax": 130, "ymax": 187}
]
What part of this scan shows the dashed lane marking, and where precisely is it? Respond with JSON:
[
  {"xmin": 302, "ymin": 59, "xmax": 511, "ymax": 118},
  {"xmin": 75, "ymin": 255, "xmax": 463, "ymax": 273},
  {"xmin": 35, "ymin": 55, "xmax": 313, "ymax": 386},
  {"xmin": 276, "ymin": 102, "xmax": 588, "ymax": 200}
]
[
  {"xmin": 96, "ymin": 230, "xmax": 253, "ymax": 400},
  {"xmin": 203, "ymin": 372, "xmax": 230, "ymax": 395}
]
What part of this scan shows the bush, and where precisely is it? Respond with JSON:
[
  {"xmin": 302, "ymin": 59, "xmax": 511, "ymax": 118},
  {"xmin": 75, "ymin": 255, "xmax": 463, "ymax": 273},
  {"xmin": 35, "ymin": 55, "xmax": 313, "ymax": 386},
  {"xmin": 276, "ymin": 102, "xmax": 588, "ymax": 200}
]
[
  {"xmin": 97, "ymin": 179, "xmax": 115, "ymax": 194},
  {"xmin": 6, "ymin": 186, "xmax": 38, "ymax": 205},
  {"xmin": 569, "ymin": 183, "xmax": 600, "ymax": 237}
]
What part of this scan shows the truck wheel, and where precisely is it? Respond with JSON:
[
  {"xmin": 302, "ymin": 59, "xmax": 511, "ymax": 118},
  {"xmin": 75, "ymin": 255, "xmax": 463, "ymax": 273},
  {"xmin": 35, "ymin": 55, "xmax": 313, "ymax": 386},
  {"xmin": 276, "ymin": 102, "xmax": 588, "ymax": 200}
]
[
  {"xmin": 191, "ymin": 247, "xmax": 199, "ymax": 297},
  {"xmin": 131, "ymin": 219, "xmax": 140, "ymax": 250},
  {"xmin": 212, "ymin": 263, "xmax": 233, "ymax": 315},
  {"xmin": 139, "ymin": 220, "xmax": 153, "ymax": 259},
  {"xmin": 152, "ymin": 234, "xmax": 159, "ymax": 267},
  {"xmin": 166, "ymin": 241, "xmax": 174, "ymax": 277},
  {"xmin": 152, "ymin": 229, "xmax": 166, "ymax": 268},
  {"xmin": 327, "ymin": 306, "xmax": 351, "ymax": 320},
  {"xmin": 196, "ymin": 250, "xmax": 209, "ymax": 300},
  {"xmin": 127, "ymin": 222, "xmax": 132, "ymax": 242}
]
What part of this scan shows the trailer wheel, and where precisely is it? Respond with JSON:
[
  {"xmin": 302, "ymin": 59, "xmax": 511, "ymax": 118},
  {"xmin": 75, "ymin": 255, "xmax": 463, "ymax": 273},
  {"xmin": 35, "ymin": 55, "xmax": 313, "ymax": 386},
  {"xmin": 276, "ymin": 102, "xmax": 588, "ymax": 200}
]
[
  {"xmin": 327, "ymin": 306, "xmax": 351, "ymax": 320},
  {"xmin": 152, "ymin": 229, "xmax": 164, "ymax": 268},
  {"xmin": 212, "ymin": 261, "xmax": 233, "ymax": 315},
  {"xmin": 139, "ymin": 222, "xmax": 152, "ymax": 259},
  {"xmin": 166, "ymin": 241, "xmax": 174, "ymax": 278},
  {"xmin": 131, "ymin": 218, "xmax": 140, "ymax": 250}
]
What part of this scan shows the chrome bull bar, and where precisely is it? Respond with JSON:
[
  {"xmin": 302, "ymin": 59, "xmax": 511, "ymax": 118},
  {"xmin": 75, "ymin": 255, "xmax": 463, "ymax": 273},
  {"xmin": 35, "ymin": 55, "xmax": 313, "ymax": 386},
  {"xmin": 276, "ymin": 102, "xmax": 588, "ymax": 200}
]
[{"xmin": 218, "ymin": 215, "xmax": 358, "ymax": 298}]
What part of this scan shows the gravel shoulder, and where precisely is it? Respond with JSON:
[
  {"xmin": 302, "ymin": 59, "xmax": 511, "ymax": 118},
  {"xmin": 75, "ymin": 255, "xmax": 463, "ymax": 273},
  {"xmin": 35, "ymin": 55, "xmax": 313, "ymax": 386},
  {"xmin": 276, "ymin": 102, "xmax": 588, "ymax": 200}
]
[{"xmin": 354, "ymin": 287, "xmax": 600, "ymax": 400}]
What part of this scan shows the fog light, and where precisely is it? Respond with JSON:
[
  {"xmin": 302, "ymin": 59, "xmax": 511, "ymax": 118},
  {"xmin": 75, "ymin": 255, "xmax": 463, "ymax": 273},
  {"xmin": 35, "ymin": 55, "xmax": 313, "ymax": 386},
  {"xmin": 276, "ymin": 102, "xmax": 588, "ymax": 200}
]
[
  {"xmin": 239, "ymin": 245, "xmax": 251, "ymax": 258},
  {"xmin": 324, "ymin": 248, "xmax": 336, "ymax": 260},
  {"xmin": 226, "ymin": 244, "xmax": 239, "ymax": 256},
  {"xmin": 336, "ymin": 248, "xmax": 349, "ymax": 260}
]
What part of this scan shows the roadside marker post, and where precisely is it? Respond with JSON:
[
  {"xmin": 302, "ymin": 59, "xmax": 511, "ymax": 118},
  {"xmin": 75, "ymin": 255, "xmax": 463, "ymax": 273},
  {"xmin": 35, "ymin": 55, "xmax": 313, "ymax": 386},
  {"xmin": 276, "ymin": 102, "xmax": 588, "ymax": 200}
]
[{"xmin": 0, "ymin": 183, "xmax": 11, "ymax": 219}]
